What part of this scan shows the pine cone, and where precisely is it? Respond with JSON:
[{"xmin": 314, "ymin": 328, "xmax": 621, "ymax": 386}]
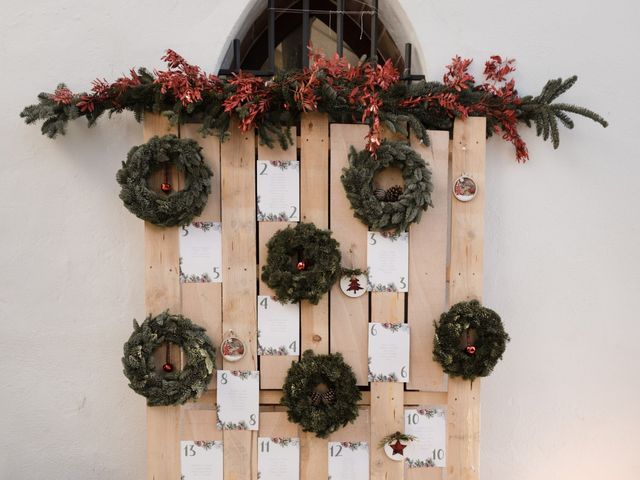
[
  {"xmin": 383, "ymin": 185, "xmax": 404, "ymax": 202},
  {"xmin": 310, "ymin": 383, "xmax": 336, "ymax": 406},
  {"xmin": 373, "ymin": 187, "xmax": 387, "ymax": 200}
]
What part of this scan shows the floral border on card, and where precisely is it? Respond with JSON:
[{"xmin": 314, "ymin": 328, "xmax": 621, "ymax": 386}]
[
  {"xmin": 192, "ymin": 440, "xmax": 223, "ymax": 450},
  {"xmin": 337, "ymin": 441, "xmax": 366, "ymax": 450},
  {"xmin": 269, "ymin": 437, "xmax": 299, "ymax": 447},
  {"xmin": 405, "ymin": 458, "xmax": 436, "ymax": 468},
  {"xmin": 215, "ymin": 403, "xmax": 249, "ymax": 430},
  {"xmin": 257, "ymin": 330, "xmax": 293, "ymax": 356},
  {"xmin": 256, "ymin": 195, "xmax": 296, "ymax": 222},
  {"xmin": 367, "ymin": 281, "xmax": 399, "ymax": 292},
  {"xmin": 179, "ymin": 255, "xmax": 213, "ymax": 283},
  {"xmin": 368, "ymin": 356, "xmax": 399, "ymax": 382}
]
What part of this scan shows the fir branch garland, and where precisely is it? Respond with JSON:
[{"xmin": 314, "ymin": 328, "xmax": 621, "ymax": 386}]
[
  {"xmin": 116, "ymin": 134, "xmax": 212, "ymax": 227},
  {"xmin": 281, "ymin": 350, "xmax": 361, "ymax": 438},
  {"xmin": 122, "ymin": 311, "xmax": 216, "ymax": 406},
  {"xmin": 260, "ymin": 222, "xmax": 342, "ymax": 304},
  {"xmin": 341, "ymin": 140, "xmax": 433, "ymax": 232},
  {"xmin": 433, "ymin": 300, "xmax": 510, "ymax": 381},
  {"xmin": 379, "ymin": 432, "xmax": 417, "ymax": 448},
  {"xmin": 20, "ymin": 50, "xmax": 607, "ymax": 162}
]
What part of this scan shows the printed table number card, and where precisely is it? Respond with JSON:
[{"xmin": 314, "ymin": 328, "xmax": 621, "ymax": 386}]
[
  {"xmin": 257, "ymin": 160, "xmax": 300, "ymax": 222},
  {"xmin": 368, "ymin": 322, "xmax": 410, "ymax": 382},
  {"xmin": 258, "ymin": 437, "xmax": 300, "ymax": 480},
  {"xmin": 366, "ymin": 231, "xmax": 409, "ymax": 292},
  {"xmin": 179, "ymin": 221, "xmax": 223, "ymax": 283},
  {"xmin": 257, "ymin": 296, "xmax": 300, "ymax": 355},
  {"xmin": 180, "ymin": 440, "xmax": 223, "ymax": 480},
  {"xmin": 327, "ymin": 441, "xmax": 369, "ymax": 480},
  {"xmin": 216, "ymin": 370, "xmax": 260, "ymax": 430},
  {"xmin": 404, "ymin": 408, "xmax": 446, "ymax": 468}
]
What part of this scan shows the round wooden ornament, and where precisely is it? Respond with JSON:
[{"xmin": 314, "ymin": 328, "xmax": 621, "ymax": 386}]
[
  {"xmin": 339, "ymin": 273, "xmax": 368, "ymax": 298},
  {"xmin": 383, "ymin": 439, "xmax": 409, "ymax": 461},
  {"xmin": 220, "ymin": 330, "xmax": 246, "ymax": 362},
  {"xmin": 453, "ymin": 174, "xmax": 477, "ymax": 202}
]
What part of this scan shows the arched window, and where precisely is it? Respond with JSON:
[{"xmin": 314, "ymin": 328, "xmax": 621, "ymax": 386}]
[{"xmin": 218, "ymin": 0, "xmax": 423, "ymax": 80}]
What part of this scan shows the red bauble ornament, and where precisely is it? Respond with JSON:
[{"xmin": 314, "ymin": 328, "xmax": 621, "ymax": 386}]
[
  {"xmin": 296, "ymin": 261, "xmax": 306, "ymax": 271},
  {"xmin": 162, "ymin": 362, "xmax": 174, "ymax": 372},
  {"xmin": 465, "ymin": 345, "xmax": 476, "ymax": 355},
  {"xmin": 160, "ymin": 183, "xmax": 172, "ymax": 194}
]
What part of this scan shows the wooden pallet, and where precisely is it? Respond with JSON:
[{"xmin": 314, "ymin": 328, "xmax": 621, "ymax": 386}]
[{"xmin": 141, "ymin": 113, "xmax": 486, "ymax": 480}]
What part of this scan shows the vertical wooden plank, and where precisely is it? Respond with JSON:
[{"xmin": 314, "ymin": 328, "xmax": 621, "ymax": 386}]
[
  {"xmin": 181, "ymin": 409, "xmax": 223, "ymax": 442},
  {"xmin": 329, "ymin": 124, "xmax": 370, "ymax": 385},
  {"xmin": 299, "ymin": 113, "xmax": 331, "ymax": 480},
  {"xmin": 300, "ymin": 112, "xmax": 330, "ymax": 354},
  {"xmin": 257, "ymin": 220, "xmax": 297, "ymax": 388},
  {"xmin": 180, "ymin": 125, "xmax": 223, "ymax": 379},
  {"xmin": 328, "ymin": 406, "xmax": 370, "ymax": 442},
  {"xmin": 259, "ymin": 411, "xmax": 299, "ymax": 438},
  {"xmin": 407, "ymin": 130, "xmax": 449, "ymax": 392},
  {"xmin": 143, "ymin": 115, "xmax": 181, "ymax": 480},
  {"xmin": 446, "ymin": 117, "xmax": 486, "ymax": 480},
  {"xmin": 221, "ymin": 121, "xmax": 258, "ymax": 480},
  {"xmin": 369, "ymin": 293, "xmax": 404, "ymax": 480},
  {"xmin": 257, "ymin": 138, "xmax": 299, "ymax": 389}
]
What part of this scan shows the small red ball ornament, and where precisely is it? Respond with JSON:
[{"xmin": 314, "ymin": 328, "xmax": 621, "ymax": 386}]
[
  {"xmin": 162, "ymin": 362, "xmax": 174, "ymax": 372},
  {"xmin": 160, "ymin": 183, "xmax": 172, "ymax": 194},
  {"xmin": 296, "ymin": 261, "xmax": 306, "ymax": 271},
  {"xmin": 465, "ymin": 345, "xmax": 476, "ymax": 355}
]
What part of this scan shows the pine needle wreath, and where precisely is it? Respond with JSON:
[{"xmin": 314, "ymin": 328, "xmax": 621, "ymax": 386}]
[
  {"xmin": 341, "ymin": 140, "xmax": 434, "ymax": 232},
  {"xmin": 116, "ymin": 134, "xmax": 212, "ymax": 227},
  {"xmin": 433, "ymin": 300, "xmax": 510, "ymax": 381},
  {"xmin": 260, "ymin": 222, "xmax": 342, "ymax": 304},
  {"xmin": 281, "ymin": 350, "xmax": 361, "ymax": 438},
  {"xmin": 122, "ymin": 311, "xmax": 216, "ymax": 406}
]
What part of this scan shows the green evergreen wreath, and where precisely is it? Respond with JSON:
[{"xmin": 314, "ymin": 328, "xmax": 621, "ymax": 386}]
[
  {"xmin": 433, "ymin": 300, "xmax": 510, "ymax": 381},
  {"xmin": 116, "ymin": 134, "xmax": 212, "ymax": 227},
  {"xmin": 261, "ymin": 222, "xmax": 342, "ymax": 304},
  {"xmin": 341, "ymin": 140, "xmax": 434, "ymax": 232},
  {"xmin": 122, "ymin": 311, "xmax": 216, "ymax": 406},
  {"xmin": 282, "ymin": 350, "xmax": 361, "ymax": 438}
]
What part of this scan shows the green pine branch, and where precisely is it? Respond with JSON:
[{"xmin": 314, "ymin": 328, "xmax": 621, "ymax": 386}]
[{"xmin": 518, "ymin": 76, "xmax": 608, "ymax": 149}]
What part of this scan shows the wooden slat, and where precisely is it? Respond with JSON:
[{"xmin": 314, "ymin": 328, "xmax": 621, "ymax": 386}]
[
  {"xmin": 259, "ymin": 411, "xmax": 299, "ymax": 437},
  {"xmin": 143, "ymin": 115, "xmax": 181, "ymax": 480},
  {"xmin": 407, "ymin": 130, "xmax": 450, "ymax": 391},
  {"xmin": 446, "ymin": 117, "xmax": 486, "ymax": 480},
  {"xmin": 369, "ymin": 293, "xmax": 404, "ymax": 480},
  {"xmin": 300, "ymin": 113, "xmax": 330, "ymax": 354},
  {"xmin": 329, "ymin": 124, "xmax": 370, "ymax": 385},
  {"xmin": 181, "ymin": 409, "xmax": 223, "ymax": 441},
  {"xmin": 180, "ymin": 125, "xmax": 223, "ymax": 382},
  {"xmin": 299, "ymin": 113, "xmax": 330, "ymax": 480},
  {"xmin": 257, "ymin": 220, "xmax": 297, "ymax": 388},
  {"xmin": 258, "ymin": 390, "xmax": 447, "ymax": 406},
  {"xmin": 221, "ymin": 121, "xmax": 258, "ymax": 480},
  {"xmin": 328, "ymin": 407, "xmax": 370, "ymax": 442},
  {"xmin": 257, "ymin": 138, "xmax": 299, "ymax": 389}
]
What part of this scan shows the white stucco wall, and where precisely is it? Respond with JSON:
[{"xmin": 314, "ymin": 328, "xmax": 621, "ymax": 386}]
[{"xmin": 1, "ymin": 1, "xmax": 638, "ymax": 479}]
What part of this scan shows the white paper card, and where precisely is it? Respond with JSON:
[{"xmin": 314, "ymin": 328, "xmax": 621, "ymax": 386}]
[
  {"xmin": 258, "ymin": 437, "xmax": 300, "ymax": 480},
  {"xmin": 216, "ymin": 370, "xmax": 260, "ymax": 430},
  {"xmin": 179, "ymin": 221, "xmax": 222, "ymax": 283},
  {"xmin": 257, "ymin": 160, "xmax": 300, "ymax": 221},
  {"xmin": 180, "ymin": 440, "xmax": 223, "ymax": 480},
  {"xmin": 366, "ymin": 231, "xmax": 409, "ymax": 292},
  {"xmin": 368, "ymin": 323, "xmax": 410, "ymax": 382},
  {"xmin": 404, "ymin": 408, "xmax": 446, "ymax": 468},
  {"xmin": 327, "ymin": 442, "xmax": 369, "ymax": 480},
  {"xmin": 257, "ymin": 296, "xmax": 300, "ymax": 355}
]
